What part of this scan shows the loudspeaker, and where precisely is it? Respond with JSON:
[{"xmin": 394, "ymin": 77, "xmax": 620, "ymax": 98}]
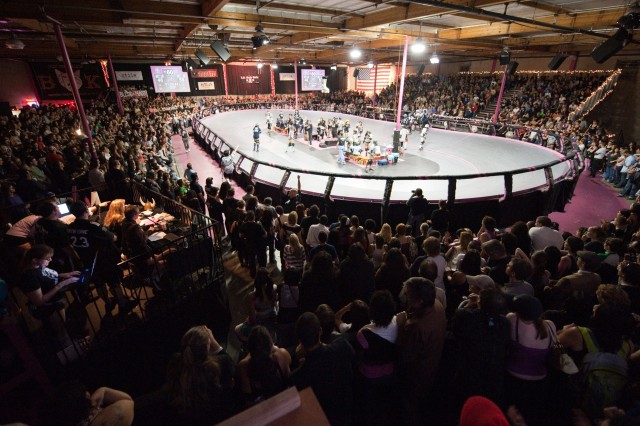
[
  {"xmin": 548, "ymin": 53, "xmax": 567, "ymax": 70},
  {"xmin": 187, "ymin": 58, "xmax": 198, "ymax": 70},
  {"xmin": 507, "ymin": 61, "xmax": 519, "ymax": 75},
  {"xmin": 417, "ymin": 64, "xmax": 425, "ymax": 75},
  {"xmin": 392, "ymin": 130, "xmax": 400, "ymax": 153},
  {"xmin": 181, "ymin": 61, "xmax": 188, "ymax": 72},
  {"xmin": 499, "ymin": 50, "xmax": 511, "ymax": 65},
  {"xmin": 210, "ymin": 40, "xmax": 231, "ymax": 62},
  {"xmin": 591, "ymin": 28, "xmax": 631, "ymax": 64},
  {"xmin": 353, "ymin": 69, "xmax": 359, "ymax": 78},
  {"xmin": 195, "ymin": 49, "xmax": 210, "ymax": 65}
]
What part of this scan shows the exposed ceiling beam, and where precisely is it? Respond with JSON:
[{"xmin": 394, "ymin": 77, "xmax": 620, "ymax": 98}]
[
  {"xmin": 342, "ymin": 0, "xmax": 503, "ymax": 30},
  {"xmin": 230, "ymin": 0, "xmax": 363, "ymax": 17},
  {"xmin": 175, "ymin": 0, "xmax": 232, "ymax": 51},
  {"xmin": 437, "ymin": 8, "xmax": 624, "ymax": 40}
]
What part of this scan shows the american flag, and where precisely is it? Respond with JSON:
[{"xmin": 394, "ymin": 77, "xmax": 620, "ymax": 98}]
[{"xmin": 356, "ymin": 66, "xmax": 392, "ymax": 92}]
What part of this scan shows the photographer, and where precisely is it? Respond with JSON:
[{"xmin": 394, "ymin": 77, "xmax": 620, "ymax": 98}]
[{"xmin": 407, "ymin": 188, "xmax": 429, "ymax": 236}]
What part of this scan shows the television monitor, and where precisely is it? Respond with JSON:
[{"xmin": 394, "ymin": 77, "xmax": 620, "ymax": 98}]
[
  {"xmin": 150, "ymin": 65, "xmax": 191, "ymax": 93},
  {"xmin": 301, "ymin": 69, "xmax": 326, "ymax": 91}
]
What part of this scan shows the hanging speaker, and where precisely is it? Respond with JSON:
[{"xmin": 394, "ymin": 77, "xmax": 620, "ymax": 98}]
[
  {"xmin": 195, "ymin": 49, "xmax": 210, "ymax": 65},
  {"xmin": 499, "ymin": 49, "xmax": 511, "ymax": 65},
  {"xmin": 353, "ymin": 69, "xmax": 360, "ymax": 78},
  {"xmin": 507, "ymin": 61, "xmax": 519, "ymax": 75},
  {"xmin": 548, "ymin": 53, "xmax": 567, "ymax": 70},
  {"xmin": 417, "ymin": 64, "xmax": 425, "ymax": 75},
  {"xmin": 591, "ymin": 28, "xmax": 631, "ymax": 64},
  {"xmin": 210, "ymin": 40, "xmax": 231, "ymax": 62}
]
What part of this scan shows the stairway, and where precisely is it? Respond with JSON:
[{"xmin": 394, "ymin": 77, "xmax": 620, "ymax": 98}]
[
  {"xmin": 587, "ymin": 63, "xmax": 639, "ymax": 144},
  {"xmin": 475, "ymin": 87, "xmax": 521, "ymax": 121}
]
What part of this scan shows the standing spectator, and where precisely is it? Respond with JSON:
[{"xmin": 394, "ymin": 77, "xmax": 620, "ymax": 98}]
[
  {"xmin": 451, "ymin": 288, "xmax": 510, "ymax": 413},
  {"xmin": 189, "ymin": 173, "xmax": 206, "ymax": 212},
  {"xmin": 283, "ymin": 234, "xmax": 306, "ymax": 271},
  {"xmin": 292, "ymin": 312, "xmax": 355, "ymax": 426},
  {"xmin": 339, "ymin": 243, "xmax": 375, "ymax": 304},
  {"xmin": 183, "ymin": 163, "xmax": 196, "ymax": 183},
  {"xmin": 406, "ymin": 188, "xmax": 428, "ymax": 236},
  {"xmin": 504, "ymin": 295, "xmax": 554, "ymax": 423},
  {"xmin": 239, "ymin": 211, "xmax": 266, "ymax": 278},
  {"xmin": 428, "ymin": 200, "xmax": 450, "ymax": 235},
  {"xmin": 181, "ymin": 129, "xmax": 190, "ymax": 152},
  {"xmin": 306, "ymin": 214, "xmax": 329, "ymax": 250},
  {"xmin": 396, "ymin": 277, "xmax": 446, "ymax": 426}
]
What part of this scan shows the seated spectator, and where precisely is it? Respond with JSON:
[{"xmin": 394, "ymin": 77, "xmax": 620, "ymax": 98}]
[
  {"xmin": 503, "ymin": 257, "xmax": 534, "ymax": 298},
  {"xmin": 34, "ymin": 202, "xmax": 79, "ymax": 272},
  {"xmin": 529, "ymin": 215, "xmax": 564, "ymax": 251},
  {"xmin": 19, "ymin": 244, "xmax": 80, "ymax": 348},
  {"xmin": 481, "ymin": 239, "xmax": 510, "ymax": 285},
  {"xmin": 544, "ymin": 250, "xmax": 602, "ymax": 310},
  {"xmin": 410, "ymin": 236, "xmax": 446, "ymax": 290}
]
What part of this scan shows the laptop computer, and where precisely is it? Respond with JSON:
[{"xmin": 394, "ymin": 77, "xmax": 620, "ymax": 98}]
[{"xmin": 58, "ymin": 202, "xmax": 71, "ymax": 217}]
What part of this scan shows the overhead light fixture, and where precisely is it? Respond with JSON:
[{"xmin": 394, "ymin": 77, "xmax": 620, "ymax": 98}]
[
  {"xmin": 5, "ymin": 33, "xmax": 25, "ymax": 50},
  {"xmin": 350, "ymin": 47, "xmax": 362, "ymax": 59},
  {"xmin": 430, "ymin": 53, "xmax": 440, "ymax": 64},
  {"xmin": 411, "ymin": 37, "xmax": 426, "ymax": 54},
  {"xmin": 272, "ymin": 62, "xmax": 278, "ymax": 69},
  {"xmin": 367, "ymin": 60, "xmax": 374, "ymax": 68},
  {"xmin": 251, "ymin": 25, "xmax": 270, "ymax": 48},
  {"xmin": 330, "ymin": 63, "xmax": 337, "ymax": 70},
  {"xmin": 257, "ymin": 61, "xmax": 264, "ymax": 69}
]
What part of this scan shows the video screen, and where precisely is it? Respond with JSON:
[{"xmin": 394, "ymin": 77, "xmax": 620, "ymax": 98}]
[
  {"xmin": 301, "ymin": 69, "xmax": 326, "ymax": 91},
  {"xmin": 150, "ymin": 66, "xmax": 191, "ymax": 93}
]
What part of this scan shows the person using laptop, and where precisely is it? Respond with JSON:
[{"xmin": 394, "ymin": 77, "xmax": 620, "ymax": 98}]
[
  {"xmin": 68, "ymin": 201, "xmax": 136, "ymax": 314},
  {"xmin": 34, "ymin": 202, "xmax": 79, "ymax": 273}
]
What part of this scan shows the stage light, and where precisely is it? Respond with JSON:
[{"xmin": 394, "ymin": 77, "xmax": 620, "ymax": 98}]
[
  {"xmin": 350, "ymin": 47, "xmax": 362, "ymax": 59},
  {"xmin": 272, "ymin": 62, "xmax": 278, "ymax": 69},
  {"xmin": 411, "ymin": 38, "xmax": 426, "ymax": 54},
  {"xmin": 257, "ymin": 61, "xmax": 264, "ymax": 69},
  {"xmin": 367, "ymin": 60, "xmax": 374, "ymax": 68},
  {"xmin": 76, "ymin": 128, "xmax": 82, "ymax": 135},
  {"xmin": 430, "ymin": 53, "xmax": 440, "ymax": 64},
  {"xmin": 251, "ymin": 25, "xmax": 270, "ymax": 48},
  {"xmin": 300, "ymin": 58, "xmax": 307, "ymax": 65},
  {"xmin": 330, "ymin": 63, "xmax": 337, "ymax": 70}
]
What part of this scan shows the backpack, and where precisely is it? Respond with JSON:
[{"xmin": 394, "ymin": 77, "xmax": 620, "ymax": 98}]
[{"xmin": 578, "ymin": 327, "xmax": 630, "ymax": 417}]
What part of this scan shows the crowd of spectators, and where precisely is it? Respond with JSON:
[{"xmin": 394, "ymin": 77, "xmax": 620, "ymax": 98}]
[
  {"xmin": 205, "ymin": 181, "xmax": 640, "ymax": 425},
  {"xmin": 0, "ymin": 68, "xmax": 631, "ymax": 425}
]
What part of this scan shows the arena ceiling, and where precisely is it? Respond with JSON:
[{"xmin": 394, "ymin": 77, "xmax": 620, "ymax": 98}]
[{"xmin": 1, "ymin": 0, "xmax": 639, "ymax": 66}]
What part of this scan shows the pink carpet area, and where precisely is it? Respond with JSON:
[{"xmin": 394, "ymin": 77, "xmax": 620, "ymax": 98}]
[
  {"xmin": 171, "ymin": 132, "xmax": 246, "ymax": 200},
  {"xmin": 550, "ymin": 173, "xmax": 630, "ymax": 234}
]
